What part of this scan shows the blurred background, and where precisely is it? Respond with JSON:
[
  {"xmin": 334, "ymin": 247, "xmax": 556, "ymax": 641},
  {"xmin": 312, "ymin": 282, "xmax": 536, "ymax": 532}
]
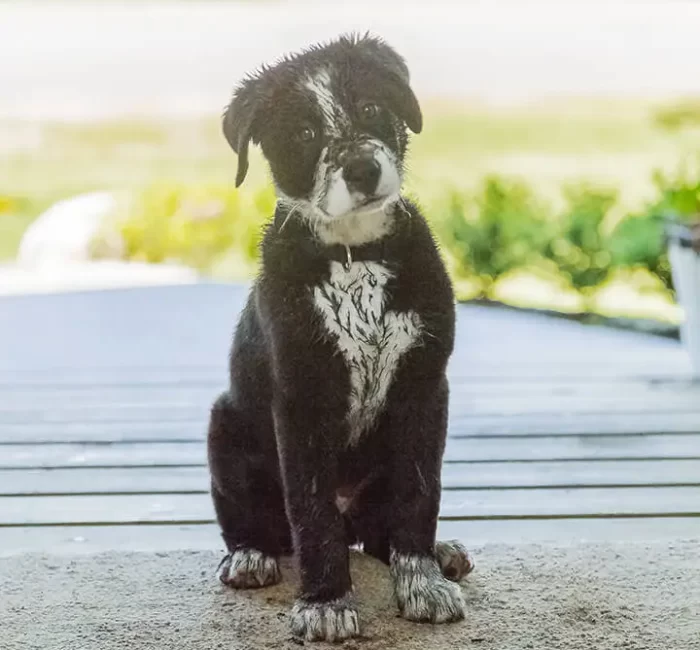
[{"xmin": 3, "ymin": 0, "xmax": 700, "ymax": 324}]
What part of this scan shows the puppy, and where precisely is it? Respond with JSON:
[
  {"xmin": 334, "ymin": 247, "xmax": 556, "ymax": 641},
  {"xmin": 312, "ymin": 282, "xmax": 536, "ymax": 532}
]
[{"xmin": 208, "ymin": 33, "xmax": 473, "ymax": 642}]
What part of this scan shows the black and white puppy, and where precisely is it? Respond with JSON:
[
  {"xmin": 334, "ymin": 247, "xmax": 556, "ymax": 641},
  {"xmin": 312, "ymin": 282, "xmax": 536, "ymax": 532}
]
[{"xmin": 208, "ymin": 33, "xmax": 473, "ymax": 643}]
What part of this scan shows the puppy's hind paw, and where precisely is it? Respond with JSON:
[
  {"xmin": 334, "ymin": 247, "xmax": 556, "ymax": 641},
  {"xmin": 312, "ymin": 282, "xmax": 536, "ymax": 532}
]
[
  {"xmin": 290, "ymin": 593, "xmax": 360, "ymax": 642},
  {"xmin": 391, "ymin": 552, "xmax": 466, "ymax": 624},
  {"xmin": 436, "ymin": 539, "xmax": 475, "ymax": 581},
  {"xmin": 217, "ymin": 548, "xmax": 281, "ymax": 589}
]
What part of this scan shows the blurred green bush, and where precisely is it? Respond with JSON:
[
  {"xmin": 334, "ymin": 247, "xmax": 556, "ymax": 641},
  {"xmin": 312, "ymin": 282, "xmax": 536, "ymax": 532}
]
[
  {"xmin": 441, "ymin": 177, "xmax": 551, "ymax": 298},
  {"xmin": 442, "ymin": 158, "xmax": 700, "ymax": 309},
  {"xmin": 114, "ymin": 182, "xmax": 274, "ymax": 271},
  {"xmin": 654, "ymin": 99, "xmax": 700, "ymax": 131},
  {"xmin": 650, "ymin": 160, "xmax": 700, "ymax": 217},
  {"xmin": 112, "ymin": 157, "xmax": 700, "ymax": 315},
  {"xmin": 542, "ymin": 184, "xmax": 616, "ymax": 304},
  {"xmin": 608, "ymin": 211, "xmax": 672, "ymax": 291},
  {"xmin": 608, "ymin": 159, "xmax": 700, "ymax": 291}
]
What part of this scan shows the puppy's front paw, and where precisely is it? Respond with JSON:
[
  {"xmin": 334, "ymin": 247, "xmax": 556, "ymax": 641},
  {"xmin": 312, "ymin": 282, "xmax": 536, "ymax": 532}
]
[
  {"xmin": 290, "ymin": 593, "xmax": 360, "ymax": 642},
  {"xmin": 217, "ymin": 548, "xmax": 280, "ymax": 589},
  {"xmin": 436, "ymin": 540, "xmax": 475, "ymax": 581},
  {"xmin": 391, "ymin": 552, "xmax": 466, "ymax": 623}
]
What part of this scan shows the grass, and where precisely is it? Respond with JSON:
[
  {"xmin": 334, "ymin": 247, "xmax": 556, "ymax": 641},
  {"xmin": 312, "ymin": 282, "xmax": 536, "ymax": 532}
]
[{"xmin": 2, "ymin": 98, "xmax": 699, "ymax": 321}]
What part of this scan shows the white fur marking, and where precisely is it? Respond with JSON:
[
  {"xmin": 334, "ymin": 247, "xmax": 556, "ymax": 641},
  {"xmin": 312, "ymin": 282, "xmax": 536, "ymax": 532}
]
[
  {"xmin": 374, "ymin": 145, "xmax": 402, "ymax": 198},
  {"xmin": 217, "ymin": 548, "xmax": 280, "ymax": 589},
  {"xmin": 290, "ymin": 592, "xmax": 360, "ymax": 642},
  {"xmin": 304, "ymin": 70, "xmax": 346, "ymax": 136},
  {"xmin": 319, "ymin": 138, "xmax": 401, "ymax": 223},
  {"xmin": 315, "ymin": 194, "xmax": 399, "ymax": 246},
  {"xmin": 390, "ymin": 551, "xmax": 466, "ymax": 623},
  {"xmin": 324, "ymin": 168, "xmax": 354, "ymax": 218},
  {"xmin": 314, "ymin": 262, "xmax": 422, "ymax": 444}
]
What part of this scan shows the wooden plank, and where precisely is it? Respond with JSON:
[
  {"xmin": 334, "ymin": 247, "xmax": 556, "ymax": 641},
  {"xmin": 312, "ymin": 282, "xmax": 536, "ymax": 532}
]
[
  {"xmin": 4, "ymin": 386, "xmax": 700, "ymax": 421},
  {"xmin": 0, "ymin": 370, "xmax": 225, "ymax": 388},
  {"xmin": 0, "ymin": 442, "xmax": 207, "ymax": 468},
  {"xmin": 0, "ymin": 358, "xmax": 691, "ymax": 391},
  {"xmin": 439, "ymin": 459, "xmax": 700, "ymax": 489},
  {"xmin": 450, "ymin": 412, "xmax": 700, "ymax": 436},
  {"xmin": 0, "ymin": 388, "xmax": 218, "ymax": 410},
  {"xmin": 4, "ymin": 412, "xmax": 700, "ymax": 444},
  {"xmin": 439, "ymin": 487, "xmax": 700, "ymax": 519},
  {"xmin": 449, "ymin": 394, "xmax": 700, "ymax": 417},
  {"xmin": 2, "ymin": 486, "xmax": 700, "ymax": 526},
  {"xmin": 448, "ymin": 365, "xmax": 692, "ymax": 381},
  {"xmin": 6, "ymin": 387, "xmax": 700, "ymax": 420},
  {"xmin": 5, "ymin": 460, "xmax": 700, "ymax": 496},
  {"xmin": 448, "ymin": 377, "xmax": 700, "ymax": 397},
  {"xmin": 0, "ymin": 374, "xmax": 694, "ymax": 418},
  {"xmin": 0, "ymin": 375, "xmax": 695, "ymax": 407},
  {"xmin": 3, "ymin": 517, "xmax": 699, "ymax": 556},
  {"xmin": 444, "ymin": 435, "xmax": 700, "ymax": 462},
  {"xmin": 0, "ymin": 405, "xmax": 211, "ymax": 424},
  {"xmin": 0, "ymin": 420, "xmax": 207, "ymax": 443},
  {"xmin": 435, "ymin": 517, "xmax": 700, "ymax": 544},
  {"xmin": 0, "ymin": 467, "xmax": 210, "ymax": 495},
  {"xmin": 0, "ymin": 363, "xmax": 688, "ymax": 388},
  {"xmin": 2, "ymin": 434, "xmax": 700, "ymax": 469}
]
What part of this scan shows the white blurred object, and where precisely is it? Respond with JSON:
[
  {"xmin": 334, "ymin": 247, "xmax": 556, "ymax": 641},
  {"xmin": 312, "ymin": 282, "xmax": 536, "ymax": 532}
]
[
  {"xmin": 9, "ymin": 192, "xmax": 200, "ymax": 295},
  {"xmin": 667, "ymin": 224, "xmax": 700, "ymax": 377},
  {"xmin": 17, "ymin": 192, "xmax": 123, "ymax": 266}
]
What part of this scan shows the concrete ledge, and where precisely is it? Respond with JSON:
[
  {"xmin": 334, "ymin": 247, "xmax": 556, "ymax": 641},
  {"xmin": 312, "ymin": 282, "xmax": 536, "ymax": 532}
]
[{"xmin": 2, "ymin": 542, "xmax": 698, "ymax": 649}]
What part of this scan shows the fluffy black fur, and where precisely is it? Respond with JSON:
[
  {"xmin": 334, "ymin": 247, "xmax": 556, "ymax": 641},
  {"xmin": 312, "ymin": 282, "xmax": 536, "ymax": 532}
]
[{"xmin": 208, "ymin": 33, "xmax": 467, "ymax": 642}]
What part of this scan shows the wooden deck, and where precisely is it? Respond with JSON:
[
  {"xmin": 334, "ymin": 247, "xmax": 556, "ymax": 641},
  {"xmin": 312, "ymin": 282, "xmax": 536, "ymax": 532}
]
[{"xmin": 1, "ymin": 283, "xmax": 699, "ymax": 554}]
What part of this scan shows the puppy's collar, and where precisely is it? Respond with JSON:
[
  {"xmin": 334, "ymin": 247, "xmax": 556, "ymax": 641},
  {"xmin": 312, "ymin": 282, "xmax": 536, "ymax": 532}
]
[{"xmin": 306, "ymin": 239, "xmax": 390, "ymax": 269}]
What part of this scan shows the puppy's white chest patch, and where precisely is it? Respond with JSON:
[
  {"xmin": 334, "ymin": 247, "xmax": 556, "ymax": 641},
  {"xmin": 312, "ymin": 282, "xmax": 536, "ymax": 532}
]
[{"xmin": 313, "ymin": 261, "xmax": 422, "ymax": 444}]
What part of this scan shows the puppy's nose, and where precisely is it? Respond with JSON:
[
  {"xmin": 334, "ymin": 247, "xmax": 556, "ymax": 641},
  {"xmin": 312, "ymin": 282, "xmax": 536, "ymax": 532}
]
[{"xmin": 342, "ymin": 157, "xmax": 381, "ymax": 195}]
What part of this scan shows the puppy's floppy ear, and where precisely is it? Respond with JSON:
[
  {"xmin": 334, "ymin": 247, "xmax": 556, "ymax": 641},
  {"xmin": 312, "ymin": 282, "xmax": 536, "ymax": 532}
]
[
  {"xmin": 379, "ymin": 71, "xmax": 423, "ymax": 134},
  {"xmin": 222, "ymin": 74, "xmax": 268, "ymax": 187},
  {"xmin": 356, "ymin": 34, "xmax": 423, "ymax": 134}
]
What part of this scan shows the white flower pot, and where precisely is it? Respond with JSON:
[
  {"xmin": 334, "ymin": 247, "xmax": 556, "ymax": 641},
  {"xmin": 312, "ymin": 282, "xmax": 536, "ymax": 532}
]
[{"xmin": 667, "ymin": 220, "xmax": 700, "ymax": 376}]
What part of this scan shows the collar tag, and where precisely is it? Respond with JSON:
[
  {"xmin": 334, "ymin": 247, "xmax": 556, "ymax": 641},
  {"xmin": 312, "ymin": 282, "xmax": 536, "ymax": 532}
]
[{"xmin": 344, "ymin": 245, "xmax": 353, "ymax": 270}]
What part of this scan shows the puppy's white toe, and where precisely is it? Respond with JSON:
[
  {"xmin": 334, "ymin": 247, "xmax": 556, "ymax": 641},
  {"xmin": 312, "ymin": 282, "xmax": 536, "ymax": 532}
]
[
  {"xmin": 217, "ymin": 548, "xmax": 280, "ymax": 589},
  {"xmin": 435, "ymin": 539, "xmax": 475, "ymax": 581},
  {"xmin": 290, "ymin": 593, "xmax": 360, "ymax": 642},
  {"xmin": 391, "ymin": 552, "xmax": 466, "ymax": 623}
]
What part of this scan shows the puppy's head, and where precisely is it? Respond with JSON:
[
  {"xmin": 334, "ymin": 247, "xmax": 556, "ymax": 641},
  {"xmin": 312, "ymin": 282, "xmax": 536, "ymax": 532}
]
[{"xmin": 223, "ymin": 33, "xmax": 421, "ymax": 235}]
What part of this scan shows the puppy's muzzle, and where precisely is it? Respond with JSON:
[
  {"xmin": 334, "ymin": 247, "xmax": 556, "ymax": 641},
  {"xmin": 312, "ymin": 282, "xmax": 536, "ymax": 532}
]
[{"xmin": 341, "ymin": 155, "xmax": 381, "ymax": 196}]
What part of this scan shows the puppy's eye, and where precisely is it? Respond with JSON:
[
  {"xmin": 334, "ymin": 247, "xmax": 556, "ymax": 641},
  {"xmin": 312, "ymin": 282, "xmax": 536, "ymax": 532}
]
[
  {"xmin": 359, "ymin": 102, "xmax": 381, "ymax": 121},
  {"xmin": 297, "ymin": 125, "xmax": 316, "ymax": 143}
]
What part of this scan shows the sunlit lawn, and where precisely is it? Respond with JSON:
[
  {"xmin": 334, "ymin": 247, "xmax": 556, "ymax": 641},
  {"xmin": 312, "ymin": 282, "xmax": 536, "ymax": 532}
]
[{"xmin": 1, "ymin": 98, "xmax": 698, "ymax": 322}]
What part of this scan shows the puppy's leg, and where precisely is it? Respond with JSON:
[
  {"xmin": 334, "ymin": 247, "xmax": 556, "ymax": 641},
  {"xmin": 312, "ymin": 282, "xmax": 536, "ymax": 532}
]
[
  {"xmin": 351, "ymin": 476, "xmax": 391, "ymax": 566},
  {"xmin": 274, "ymin": 396, "xmax": 360, "ymax": 643},
  {"xmin": 385, "ymin": 375, "xmax": 467, "ymax": 624},
  {"xmin": 208, "ymin": 391, "xmax": 290, "ymax": 589}
]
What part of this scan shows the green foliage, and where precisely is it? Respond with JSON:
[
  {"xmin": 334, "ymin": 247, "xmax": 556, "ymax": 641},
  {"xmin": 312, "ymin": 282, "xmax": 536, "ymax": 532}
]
[
  {"xmin": 543, "ymin": 184, "xmax": 616, "ymax": 296},
  {"xmin": 650, "ymin": 160, "xmax": 700, "ymax": 219},
  {"xmin": 6, "ymin": 108, "xmax": 700, "ymax": 319},
  {"xmin": 608, "ymin": 159, "xmax": 700, "ymax": 291},
  {"xmin": 608, "ymin": 211, "xmax": 672, "ymax": 290},
  {"xmin": 101, "ymin": 158, "xmax": 700, "ymax": 310},
  {"xmin": 654, "ymin": 99, "xmax": 700, "ymax": 131},
  {"xmin": 441, "ymin": 176, "xmax": 551, "ymax": 297},
  {"xmin": 115, "ymin": 182, "xmax": 273, "ymax": 271}
]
